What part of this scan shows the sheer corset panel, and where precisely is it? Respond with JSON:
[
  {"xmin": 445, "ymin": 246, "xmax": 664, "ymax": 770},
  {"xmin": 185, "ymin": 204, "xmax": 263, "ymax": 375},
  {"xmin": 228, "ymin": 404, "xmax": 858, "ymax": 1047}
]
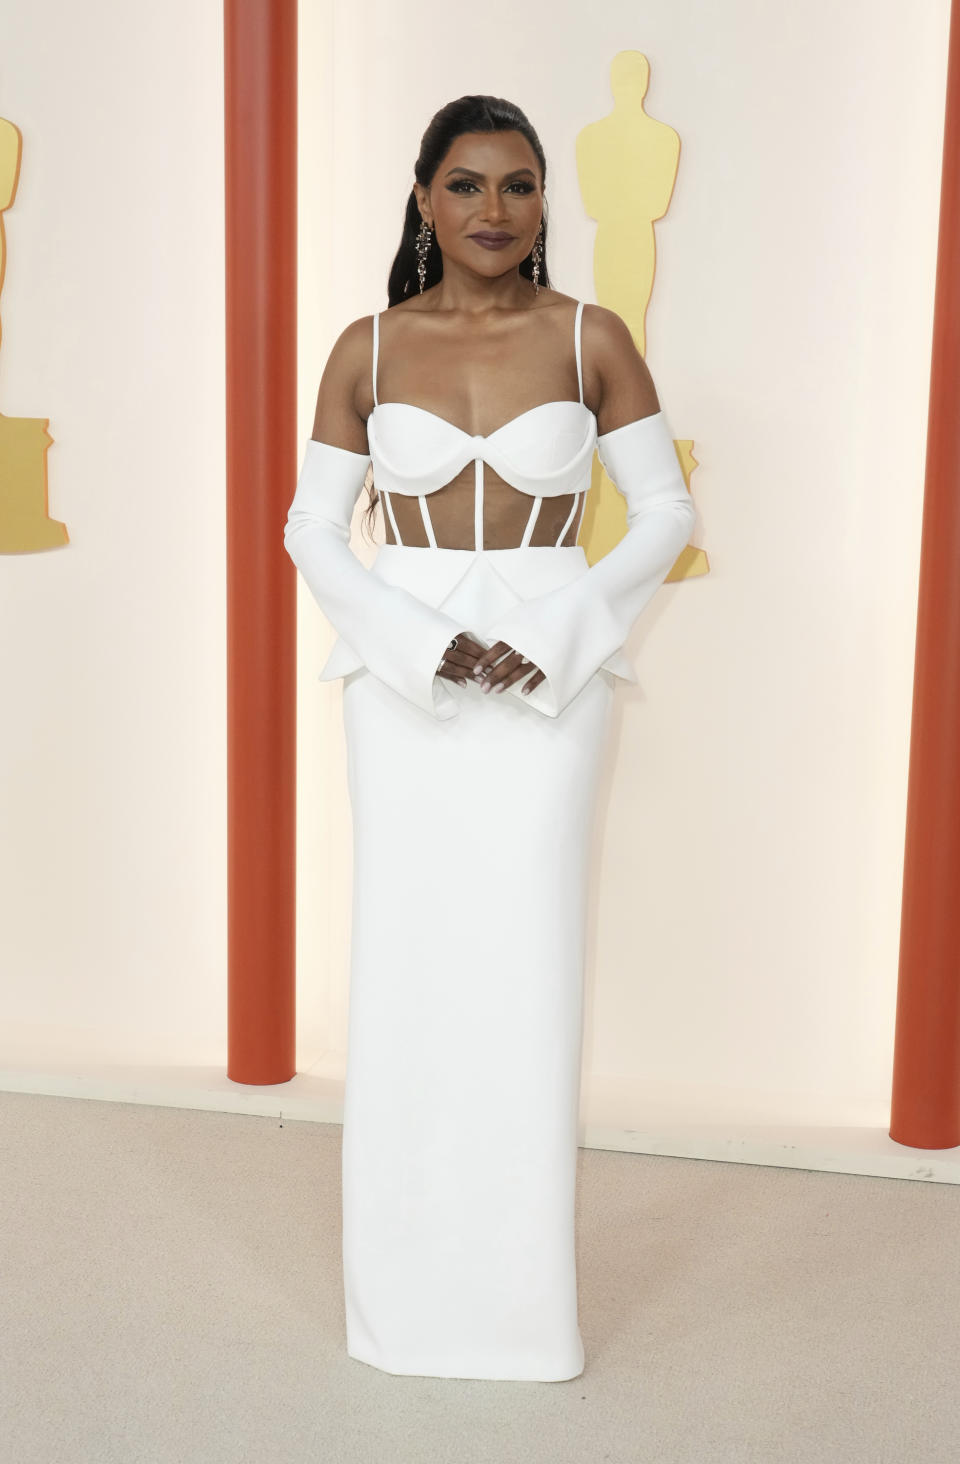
[{"xmin": 367, "ymin": 300, "xmax": 597, "ymax": 551}]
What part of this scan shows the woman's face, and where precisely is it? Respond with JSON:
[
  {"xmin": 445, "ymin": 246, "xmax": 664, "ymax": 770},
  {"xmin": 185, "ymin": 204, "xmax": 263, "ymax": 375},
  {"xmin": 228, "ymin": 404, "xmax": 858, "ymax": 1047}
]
[{"xmin": 415, "ymin": 130, "xmax": 543, "ymax": 282}]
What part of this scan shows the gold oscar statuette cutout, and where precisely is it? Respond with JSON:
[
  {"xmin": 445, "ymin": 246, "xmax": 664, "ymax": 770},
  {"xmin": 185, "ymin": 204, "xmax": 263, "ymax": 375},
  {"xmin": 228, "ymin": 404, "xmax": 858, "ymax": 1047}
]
[
  {"xmin": 576, "ymin": 51, "xmax": 707, "ymax": 583},
  {"xmin": 0, "ymin": 117, "xmax": 68, "ymax": 553}
]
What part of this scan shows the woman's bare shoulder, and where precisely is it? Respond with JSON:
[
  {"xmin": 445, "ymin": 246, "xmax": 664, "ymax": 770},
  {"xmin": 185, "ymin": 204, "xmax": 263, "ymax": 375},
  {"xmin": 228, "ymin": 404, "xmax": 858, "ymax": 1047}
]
[
  {"xmin": 326, "ymin": 312, "xmax": 377, "ymax": 364},
  {"xmin": 311, "ymin": 314, "xmax": 378, "ymax": 450},
  {"xmin": 580, "ymin": 303, "xmax": 660, "ymax": 427},
  {"xmin": 580, "ymin": 301, "xmax": 636, "ymax": 352}
]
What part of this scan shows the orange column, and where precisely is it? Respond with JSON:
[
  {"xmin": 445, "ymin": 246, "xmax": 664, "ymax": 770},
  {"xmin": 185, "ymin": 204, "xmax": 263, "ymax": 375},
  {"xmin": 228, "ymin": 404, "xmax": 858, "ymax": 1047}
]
[
  {"xmin": 224, "ymin": 0, "xmax": 297, "ymax": 1084},
  {"xmin": 890, "ymin": 0, "xmax": 960, "ymax": 1148}
]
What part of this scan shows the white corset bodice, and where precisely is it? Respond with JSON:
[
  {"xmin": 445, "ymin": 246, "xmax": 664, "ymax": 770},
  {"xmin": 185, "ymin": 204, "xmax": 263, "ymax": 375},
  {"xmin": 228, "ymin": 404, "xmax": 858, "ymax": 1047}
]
[{"xmin": 367, "ymin": 301, "xmax": 594, "ymax": 551}]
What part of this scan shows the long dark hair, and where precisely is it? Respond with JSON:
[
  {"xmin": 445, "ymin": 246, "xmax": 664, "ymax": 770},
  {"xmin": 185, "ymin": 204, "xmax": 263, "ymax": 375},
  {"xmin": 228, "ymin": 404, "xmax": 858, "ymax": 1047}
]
[{"xmin": 361, "ymin": 95, "xmax": 552, "ymax": 541}]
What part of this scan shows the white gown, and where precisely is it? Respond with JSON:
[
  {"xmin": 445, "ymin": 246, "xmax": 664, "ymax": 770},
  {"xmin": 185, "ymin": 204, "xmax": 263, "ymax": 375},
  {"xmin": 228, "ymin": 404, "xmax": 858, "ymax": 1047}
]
[{"xmin": 284, "ymin": 300, "xmax": 695, "ymax": 1381}]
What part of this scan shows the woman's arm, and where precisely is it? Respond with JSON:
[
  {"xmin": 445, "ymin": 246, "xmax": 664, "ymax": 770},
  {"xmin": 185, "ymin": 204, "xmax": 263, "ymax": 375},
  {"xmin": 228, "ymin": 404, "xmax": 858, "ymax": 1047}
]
[
  {"xmin": 283, "ymin": 317, "xmax": 469, "ymax": 721},
  {"xmin": 477, "ymin": 305, "xmax": 696, "ymax": 718}
]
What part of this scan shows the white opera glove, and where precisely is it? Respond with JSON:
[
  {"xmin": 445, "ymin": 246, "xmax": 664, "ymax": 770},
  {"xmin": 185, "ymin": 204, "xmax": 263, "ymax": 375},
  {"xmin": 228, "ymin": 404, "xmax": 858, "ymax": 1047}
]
[
  {"xmin": 481, "ymin": 410, "xmax": 696, "ymax": 718},
  {"xmin": 284, "ymin": 437, "xmax": 469, "ymax": 720}
]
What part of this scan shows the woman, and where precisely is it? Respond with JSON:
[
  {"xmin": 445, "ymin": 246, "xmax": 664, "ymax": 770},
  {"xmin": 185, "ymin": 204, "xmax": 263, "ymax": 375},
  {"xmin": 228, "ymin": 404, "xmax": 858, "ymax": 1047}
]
[{"xmin": 284, "ymin": 94, "xmax": 696, "ymax": 1383}]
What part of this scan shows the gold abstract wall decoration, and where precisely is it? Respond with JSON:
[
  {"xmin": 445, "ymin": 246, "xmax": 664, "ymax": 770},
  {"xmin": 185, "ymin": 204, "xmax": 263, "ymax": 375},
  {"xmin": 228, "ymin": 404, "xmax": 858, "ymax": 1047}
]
[
  {"xmin": 577, "ymin": 51, "xmax": 707, "ymax": 583},
  {"xmin": 0, "ymin": 117, "xmax": 67, "ymax": 553}
]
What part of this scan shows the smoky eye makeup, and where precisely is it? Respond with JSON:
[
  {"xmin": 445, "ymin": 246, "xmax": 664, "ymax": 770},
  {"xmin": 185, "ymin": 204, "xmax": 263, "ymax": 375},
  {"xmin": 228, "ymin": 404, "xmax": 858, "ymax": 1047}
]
[{"xmin": 446, "ymin": 178, "xmax": 537, "ymax": 194}]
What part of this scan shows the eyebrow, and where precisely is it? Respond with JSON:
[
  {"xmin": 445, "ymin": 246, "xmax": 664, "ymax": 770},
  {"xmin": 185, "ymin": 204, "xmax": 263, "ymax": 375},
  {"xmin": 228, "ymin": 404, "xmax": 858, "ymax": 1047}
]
[{"xmin": 442, "ymin": 166, "xmax": 537, "ymax": 181}]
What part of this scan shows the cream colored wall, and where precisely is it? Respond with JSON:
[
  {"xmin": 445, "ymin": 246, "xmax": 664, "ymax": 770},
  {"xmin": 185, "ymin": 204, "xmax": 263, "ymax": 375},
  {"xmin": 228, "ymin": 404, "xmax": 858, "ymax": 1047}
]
[
  {"xmin": 1, "ymin": 0, "xmax": 228, "ymax": 1069},
  {"xmin": 295, "ymin": 0, "xmax": 951, "ymax": 1129},
  {"xmin": 0, "ymin": 0, "xmax": 951, "ymax": 1136}
]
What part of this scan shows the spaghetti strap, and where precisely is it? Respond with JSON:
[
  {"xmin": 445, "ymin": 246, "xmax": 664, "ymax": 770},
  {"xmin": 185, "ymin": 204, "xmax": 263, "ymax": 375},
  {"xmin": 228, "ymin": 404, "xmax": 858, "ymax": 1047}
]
[
  {"xmin": 372, "ymin": 312, "xmax": 380, "ymax": 407},
  {"xmin": 574, "ymin": 300, "xmax": 584, "ymax": 405}
]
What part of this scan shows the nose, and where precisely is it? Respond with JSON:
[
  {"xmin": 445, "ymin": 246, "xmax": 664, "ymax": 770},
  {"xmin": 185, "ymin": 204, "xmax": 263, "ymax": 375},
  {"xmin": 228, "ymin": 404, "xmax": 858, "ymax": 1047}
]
[{"xmin": 479, "ymin": 191, "xmax": 509, "ymax": 226}]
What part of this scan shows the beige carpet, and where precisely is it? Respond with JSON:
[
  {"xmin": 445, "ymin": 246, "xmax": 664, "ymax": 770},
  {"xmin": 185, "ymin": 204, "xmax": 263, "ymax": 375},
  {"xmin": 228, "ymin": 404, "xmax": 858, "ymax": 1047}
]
[{"xmin": 1, "ymin": 1090, "xmax": 957, "ymax": 1464}]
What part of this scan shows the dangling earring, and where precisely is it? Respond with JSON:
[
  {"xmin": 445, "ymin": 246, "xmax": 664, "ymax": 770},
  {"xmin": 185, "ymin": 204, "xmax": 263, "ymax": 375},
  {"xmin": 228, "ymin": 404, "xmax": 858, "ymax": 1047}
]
[
  {"xmin": 416, "ymin": 219, "xmax": 434, "ymax": 294},
  {"xmin": 530, "ymin": 220, "xmax": 544, "ymax": 295}
]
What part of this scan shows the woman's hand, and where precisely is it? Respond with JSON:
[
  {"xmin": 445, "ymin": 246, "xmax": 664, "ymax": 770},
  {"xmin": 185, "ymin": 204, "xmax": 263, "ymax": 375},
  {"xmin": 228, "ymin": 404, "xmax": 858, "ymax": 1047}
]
[
  {"xmin": 437, "ymin": 635, "xmax": 545, "ymax": 696},
  {"xmin": 436, "ymin": 632, "xmax": 489, "ymax": 687},
  {"xmin": 470, "ymin": 641, "xmax": 545, "ymax": 697}
]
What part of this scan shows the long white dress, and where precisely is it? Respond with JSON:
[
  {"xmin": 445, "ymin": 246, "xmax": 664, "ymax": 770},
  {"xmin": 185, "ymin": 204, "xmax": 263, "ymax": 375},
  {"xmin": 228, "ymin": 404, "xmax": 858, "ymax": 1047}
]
[{"xmin": 284, "ymin": 300, "xmax": 695, "ymax": 1381}]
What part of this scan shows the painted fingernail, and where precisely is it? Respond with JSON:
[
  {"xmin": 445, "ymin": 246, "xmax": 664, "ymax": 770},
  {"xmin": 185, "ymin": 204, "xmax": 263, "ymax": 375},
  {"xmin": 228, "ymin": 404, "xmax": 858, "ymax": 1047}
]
[
  {"xmin": 494, "ymin": 683, "xmax": 505, "ymax": 693},
  {"xmin": 521, "ymin": 685, "xmax": 532, "ymax": 694},
  {"xmin": 473, "ymin": 663, "xmax": 484, "ymax": 674},
  {"xmin": 482, "ymin": 682, "xmax": 491, "ymax": 693}
]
